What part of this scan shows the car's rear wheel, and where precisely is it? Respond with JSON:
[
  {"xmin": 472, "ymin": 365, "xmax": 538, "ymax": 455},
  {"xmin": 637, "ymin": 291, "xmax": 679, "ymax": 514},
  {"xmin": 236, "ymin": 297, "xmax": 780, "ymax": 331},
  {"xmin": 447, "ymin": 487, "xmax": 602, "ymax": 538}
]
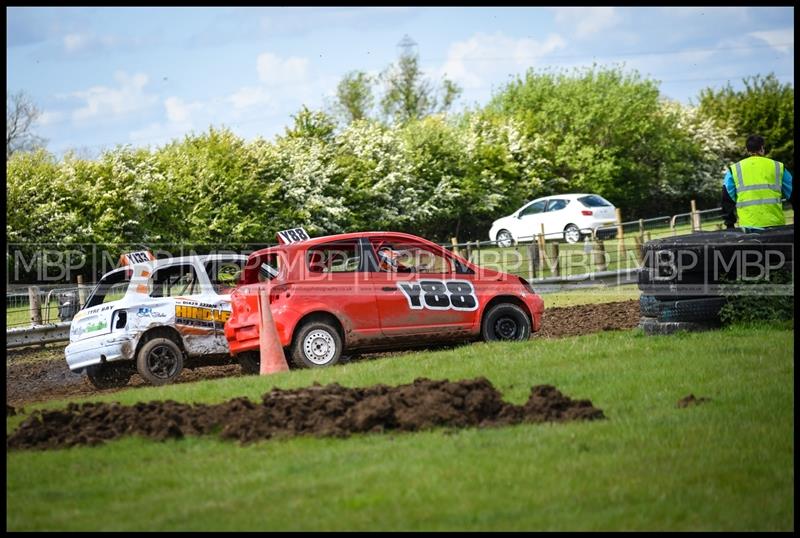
[
  {"xmin": 496, "ymin": 230, "xmax": 513, "ymax": 247},
  {"xmin": 136, "ymin": 337, "xmax": 184, "ymax": 385},
  {"xmin": 236, "ymin": 351, "xmax": 260, "ymax": 375},
  {"xmin": 86, "ymin": 362, "xmax": 135, "ymax": 390},
  {"xmin": 482, "ymin": 303, "xmax": 531, "ymax": 342},
  {"xmin": 564, "ymin": 224, "xmax": 582, "ymax": 244},
  {"xmin": 290, "ymin": 320, "xmax": 343, "ymax": 368}
]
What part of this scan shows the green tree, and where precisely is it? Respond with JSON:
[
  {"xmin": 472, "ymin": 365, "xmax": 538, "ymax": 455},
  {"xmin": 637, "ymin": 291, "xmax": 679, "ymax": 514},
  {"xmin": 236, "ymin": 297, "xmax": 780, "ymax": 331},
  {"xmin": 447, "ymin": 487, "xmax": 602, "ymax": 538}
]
[
  {"xmin": 380, "ymin": 43, "xmax": 462, "ymax": 124},
  {"xmin": 697, "ymin": 73, "xmax": 794, "ymax": 173},
  {"xmin": 331, "ymin": 71, "xmax": 375, "ymax": 125}
]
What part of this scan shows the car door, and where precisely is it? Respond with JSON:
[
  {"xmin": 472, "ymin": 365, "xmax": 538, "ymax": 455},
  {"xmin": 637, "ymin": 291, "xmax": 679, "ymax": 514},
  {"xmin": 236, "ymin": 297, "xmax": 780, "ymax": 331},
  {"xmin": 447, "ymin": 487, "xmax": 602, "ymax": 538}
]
[
  {"xmin": 514, "ymin": 199, "xmax": 548, "ymax": 241},
  {"xmin": 542, "ymin": 198, "xmax": 570, "ymax": 235},
  {"xmin": 366, "ymin": 236, "xmax": 477, "ymax": 337},
  {"xmin": 300, "ymin": 240, "xmax": 383, "ymax": 346}
]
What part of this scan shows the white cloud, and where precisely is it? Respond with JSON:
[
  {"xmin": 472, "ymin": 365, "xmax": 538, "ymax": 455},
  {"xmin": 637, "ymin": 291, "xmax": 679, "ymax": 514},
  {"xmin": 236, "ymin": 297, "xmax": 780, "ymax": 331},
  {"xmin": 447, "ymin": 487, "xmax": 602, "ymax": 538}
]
[
  {"xmin": 228, "ymin": 86, "xmax": 273, "ymax": 110},
  {"xmin": 72, "ymin": 71, "xmax": 158, "ymax": 122},
  {"xmin": 62, "ymin": 32, "xmax": 121, "ymax": 54},
  {"xmin": 439, "ymin": 32, "xmax": 567, "ymax": 89},
  {"xmin": 256, "ymin": 52, "xmax": 309, "ymax": 86},
  {"xmin": 748, "ymin": 28, "xmax": 793, "ymax": 53},
  {"xmin": 164, "ymin": 96, "xmax": 203, "ymax": 124},
  {"xmin": 63, "ymin": 33, "xmax": 90, "ymax": 53},
  {"xmin": 553, "ymin": 7, "xmax": 623, "ymax": 39}
]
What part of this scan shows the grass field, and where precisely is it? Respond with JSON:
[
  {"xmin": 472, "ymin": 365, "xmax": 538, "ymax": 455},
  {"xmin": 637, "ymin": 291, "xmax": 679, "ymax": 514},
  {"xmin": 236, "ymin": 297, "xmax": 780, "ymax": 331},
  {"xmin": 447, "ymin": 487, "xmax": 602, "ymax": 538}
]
[{"xmin": 6, "ymin": 321, "xmax": 793, "ymax": 531}]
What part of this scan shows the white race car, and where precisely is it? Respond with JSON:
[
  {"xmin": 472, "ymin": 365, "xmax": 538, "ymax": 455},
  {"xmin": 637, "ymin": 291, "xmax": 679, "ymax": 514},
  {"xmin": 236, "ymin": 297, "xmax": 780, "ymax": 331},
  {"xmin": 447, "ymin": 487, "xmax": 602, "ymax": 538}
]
[{"xmin": 65, "ymin": 251, "xmax": 247, "ymax": 388}]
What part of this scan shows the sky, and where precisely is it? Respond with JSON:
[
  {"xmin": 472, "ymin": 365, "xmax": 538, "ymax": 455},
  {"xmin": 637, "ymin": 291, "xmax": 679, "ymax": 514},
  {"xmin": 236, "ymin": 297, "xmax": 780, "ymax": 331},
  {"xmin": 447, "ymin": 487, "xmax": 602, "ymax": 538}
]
[{"xmin": 6, "ymin": 6, "xmax": 795, "ymax": 158}]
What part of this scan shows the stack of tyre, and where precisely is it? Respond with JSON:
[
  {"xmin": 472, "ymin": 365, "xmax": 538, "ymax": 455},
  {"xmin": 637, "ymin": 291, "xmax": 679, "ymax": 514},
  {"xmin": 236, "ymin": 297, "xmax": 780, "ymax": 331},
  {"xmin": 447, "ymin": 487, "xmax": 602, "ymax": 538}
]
[{"xmin": 637, "ymin": 225, "xmax": 794, "ymax": 335}]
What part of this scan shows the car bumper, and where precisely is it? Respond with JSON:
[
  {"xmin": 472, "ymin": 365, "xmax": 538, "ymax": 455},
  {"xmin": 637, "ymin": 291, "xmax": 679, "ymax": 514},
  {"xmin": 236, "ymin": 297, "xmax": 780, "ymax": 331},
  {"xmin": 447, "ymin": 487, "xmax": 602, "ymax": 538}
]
[{"xmin": 65, "ymin": 334, "xmax": 136, "ymax": 372}]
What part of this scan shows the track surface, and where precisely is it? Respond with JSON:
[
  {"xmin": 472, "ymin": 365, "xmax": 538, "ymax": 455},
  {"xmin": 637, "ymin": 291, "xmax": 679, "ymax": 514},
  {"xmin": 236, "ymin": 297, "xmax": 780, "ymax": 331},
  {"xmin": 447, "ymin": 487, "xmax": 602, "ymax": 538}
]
[{"xmin": 6, "ymin": 300, "xmax": 640, "ymax": 407}]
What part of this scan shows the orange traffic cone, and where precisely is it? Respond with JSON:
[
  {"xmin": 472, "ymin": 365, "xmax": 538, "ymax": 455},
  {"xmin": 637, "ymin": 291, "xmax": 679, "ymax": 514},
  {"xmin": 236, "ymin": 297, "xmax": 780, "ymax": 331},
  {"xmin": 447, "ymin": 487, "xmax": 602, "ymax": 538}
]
[{"xmin": 258, "ymin": 289, "xmax": 289, "ymax": 375}]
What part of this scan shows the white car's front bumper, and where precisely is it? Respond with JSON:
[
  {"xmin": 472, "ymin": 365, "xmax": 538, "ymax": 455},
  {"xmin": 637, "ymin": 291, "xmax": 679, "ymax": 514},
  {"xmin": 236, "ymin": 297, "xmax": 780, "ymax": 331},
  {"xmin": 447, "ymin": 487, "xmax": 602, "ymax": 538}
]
[{"xmin": 65, "ymin": 334, "xmax": 136, "ymax": 372}]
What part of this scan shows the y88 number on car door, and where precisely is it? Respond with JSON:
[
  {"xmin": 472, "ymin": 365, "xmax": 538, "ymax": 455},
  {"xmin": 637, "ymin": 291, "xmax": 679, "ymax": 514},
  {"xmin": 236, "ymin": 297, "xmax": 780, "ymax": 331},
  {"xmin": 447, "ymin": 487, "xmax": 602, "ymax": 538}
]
[{"xmin": 397, "ymin": 280, "xmax": 478, "ymax": 311}]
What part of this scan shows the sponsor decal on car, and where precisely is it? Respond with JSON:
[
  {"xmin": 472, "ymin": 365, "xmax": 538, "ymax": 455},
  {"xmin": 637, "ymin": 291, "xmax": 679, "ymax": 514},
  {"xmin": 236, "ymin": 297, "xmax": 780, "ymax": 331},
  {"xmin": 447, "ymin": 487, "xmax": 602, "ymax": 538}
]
[{"xmin": 397, "ymin": 279, "xmax": 479, "ymax": 311}]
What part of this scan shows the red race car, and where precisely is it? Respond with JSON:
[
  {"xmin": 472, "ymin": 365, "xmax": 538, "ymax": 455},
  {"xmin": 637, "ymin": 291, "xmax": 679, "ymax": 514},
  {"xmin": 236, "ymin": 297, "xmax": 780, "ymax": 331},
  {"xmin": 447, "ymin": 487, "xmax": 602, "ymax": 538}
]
[{"xmin": 224, "ymin": 231, "xmax": 544, "ymax": 371}]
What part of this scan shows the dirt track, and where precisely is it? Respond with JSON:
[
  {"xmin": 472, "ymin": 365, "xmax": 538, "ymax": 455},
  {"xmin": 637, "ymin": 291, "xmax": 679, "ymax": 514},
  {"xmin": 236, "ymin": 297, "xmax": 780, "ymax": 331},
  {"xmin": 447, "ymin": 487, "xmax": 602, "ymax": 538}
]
[
  {"xmin": 8, "ymin": 378, "xmax": 604, "ymax": 450},
  {"xmin": 6, "ymin": 300, "xmax": 640, "ymax": 407}
]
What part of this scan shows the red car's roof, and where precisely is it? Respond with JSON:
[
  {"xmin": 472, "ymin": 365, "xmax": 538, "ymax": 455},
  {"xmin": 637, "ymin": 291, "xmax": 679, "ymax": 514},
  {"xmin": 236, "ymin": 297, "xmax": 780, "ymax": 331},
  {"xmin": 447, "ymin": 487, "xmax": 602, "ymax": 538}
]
[{"xmin": 248, "ymin": 231, "xmax": 437, "ymax": 258}]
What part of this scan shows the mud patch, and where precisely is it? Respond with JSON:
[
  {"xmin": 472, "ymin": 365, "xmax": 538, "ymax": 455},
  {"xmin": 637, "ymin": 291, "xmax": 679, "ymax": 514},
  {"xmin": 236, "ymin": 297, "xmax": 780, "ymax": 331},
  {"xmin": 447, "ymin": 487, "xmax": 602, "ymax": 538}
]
[
  {"xmin": 676, "ymin": 394, "xmax": 711, "ymax": 408},
  {"xmin": 538, "ymin": 300, "xmax": 640, "ymax": 338},
  {"xmin": 7, "ymin": 378, "xmax": 604, "ymax": 451}
]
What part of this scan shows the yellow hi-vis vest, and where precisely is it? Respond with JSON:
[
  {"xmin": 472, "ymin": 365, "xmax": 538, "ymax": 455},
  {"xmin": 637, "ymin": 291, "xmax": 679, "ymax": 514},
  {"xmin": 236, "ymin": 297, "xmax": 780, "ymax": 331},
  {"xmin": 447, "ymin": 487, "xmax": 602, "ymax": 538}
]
[{"xmin": 730, "ymin": 155, "xmax": 786, "ymax": 227}]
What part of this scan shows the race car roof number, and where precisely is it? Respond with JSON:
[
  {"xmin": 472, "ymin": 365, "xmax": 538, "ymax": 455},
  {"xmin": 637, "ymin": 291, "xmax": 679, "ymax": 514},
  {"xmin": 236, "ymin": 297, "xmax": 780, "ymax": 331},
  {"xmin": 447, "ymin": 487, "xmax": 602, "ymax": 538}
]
[
  {"xmin": 277, "ymin": 228, "xmax": 310, "ymax": 244},
  {"xmin": 120, "ymin": 250, "xmax": 155, "ymax": 266}
]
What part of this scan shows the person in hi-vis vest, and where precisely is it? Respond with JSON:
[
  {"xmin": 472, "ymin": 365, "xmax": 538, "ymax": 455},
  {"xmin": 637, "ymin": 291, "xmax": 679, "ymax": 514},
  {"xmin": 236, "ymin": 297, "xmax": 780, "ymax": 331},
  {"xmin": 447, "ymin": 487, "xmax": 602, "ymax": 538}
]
[{"xmin": 722, "ymin": 134, "xmax": 793, "ymax": 230}]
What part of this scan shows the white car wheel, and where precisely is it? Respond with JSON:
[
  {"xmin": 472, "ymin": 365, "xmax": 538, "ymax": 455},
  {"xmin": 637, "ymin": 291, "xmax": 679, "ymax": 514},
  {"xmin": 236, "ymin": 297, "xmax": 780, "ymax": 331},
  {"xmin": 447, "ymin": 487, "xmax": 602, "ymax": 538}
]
[
  {"xmin": 564, "ymin": 224, "xmax": 582, "ymax": 244},
  {"xmin": 496, "ymin": 230, "xmax": 513, "ymax": 247}
]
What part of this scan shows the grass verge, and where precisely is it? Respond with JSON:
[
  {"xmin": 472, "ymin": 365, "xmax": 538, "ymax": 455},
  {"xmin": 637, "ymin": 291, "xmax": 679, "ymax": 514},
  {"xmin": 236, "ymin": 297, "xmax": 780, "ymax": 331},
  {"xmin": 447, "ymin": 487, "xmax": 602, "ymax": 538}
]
[{"xmin": 6, "ymin": 322, "xmax": 793, "ymax": 531}]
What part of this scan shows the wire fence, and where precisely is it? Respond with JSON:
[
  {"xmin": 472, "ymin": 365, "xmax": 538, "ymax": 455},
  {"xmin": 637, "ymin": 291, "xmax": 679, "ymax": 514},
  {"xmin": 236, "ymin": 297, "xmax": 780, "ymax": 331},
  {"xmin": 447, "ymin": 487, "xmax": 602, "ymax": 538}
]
[{"xmin": 6, "ymin": 285, "xmax": 85, "ymax": 329}]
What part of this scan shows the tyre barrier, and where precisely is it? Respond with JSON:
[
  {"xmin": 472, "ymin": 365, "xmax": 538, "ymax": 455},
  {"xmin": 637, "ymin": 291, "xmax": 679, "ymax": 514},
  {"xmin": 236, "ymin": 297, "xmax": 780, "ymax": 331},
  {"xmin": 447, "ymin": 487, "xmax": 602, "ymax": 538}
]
[{"xmin": 638, "ymin": 225, "xmax": 793, "ymax": 333}]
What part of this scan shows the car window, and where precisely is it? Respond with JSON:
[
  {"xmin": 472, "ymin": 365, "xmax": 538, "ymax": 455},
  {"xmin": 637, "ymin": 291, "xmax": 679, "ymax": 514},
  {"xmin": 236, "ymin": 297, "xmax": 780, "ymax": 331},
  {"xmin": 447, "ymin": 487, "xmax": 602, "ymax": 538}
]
[
  {"xmin": 204, "ymin": 258, "xmax": 246, "ymax": 294},
  {"xmin": 84, "ymin": 268, "xmax": 132, "ymax": 308},
  {"xmin": 370, "ymin": 239, "xmax": 453, "ymax": 274},
  {"xmin": 150, "ymin": 264, "xmax": 200, "ymax": 298},
  {"xmin": 254, "ymin": 253, "xmax": 283, "ymax": 283},
  {"xmin": 307, "ymin": 241, "xmax": 360, "ymax": 273},
  {"xmin": 578, "ymin": 195, "xmax": 613, "ymax": 207},
  {"xmin": 546, "ymin": 199, "xmax": 569, "ymax": 212},
  {"xmin": 519, "ymin": 200, "xmax": 547, "ymax": 217}
]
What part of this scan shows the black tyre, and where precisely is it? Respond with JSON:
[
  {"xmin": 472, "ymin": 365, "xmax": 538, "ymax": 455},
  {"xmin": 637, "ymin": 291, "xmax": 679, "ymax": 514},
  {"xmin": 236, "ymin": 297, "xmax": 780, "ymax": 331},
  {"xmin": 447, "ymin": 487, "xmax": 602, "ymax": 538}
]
[
  {"xmin": 86, "ymin": 362, "xmax": 135, "ymax": 390},
  {"xmin": 482, "ymin": 303, "xmax": 531, "ymax": 342},
  {"xmin": 236, "ymin": 351, "xmax": 261, "ymax": 375},
  {"xmin": 639, "ymin": 295, "xmax": 661, "ymax": 317},
  {"xmin": 290, "ymin": 320, "xmax": 343, "ymax": 368},
  {"xmin": 563, "ymin": 224, "xmax": 582, "ymax": 244},
  {"xmin": 496, "ymin": 230, "xmax": 513, "ymax": 247},
  {"xmin": 640, "ymin": 316, "xmax": 720, "ymax": 336},
  {"xmin": 136, "ymin": 337, "xmax": 184, "ymax": 385},
  {"xmin": 657, "ymin": 297, "xmax": 728, "ymax": 323}
]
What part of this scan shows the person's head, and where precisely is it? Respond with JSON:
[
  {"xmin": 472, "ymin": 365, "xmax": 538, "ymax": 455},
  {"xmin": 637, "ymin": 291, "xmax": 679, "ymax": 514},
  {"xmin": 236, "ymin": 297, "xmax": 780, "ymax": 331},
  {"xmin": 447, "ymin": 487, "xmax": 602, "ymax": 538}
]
[{"xmin": 746, "ymin": 135, "xmax": 766, "ymax": 155}]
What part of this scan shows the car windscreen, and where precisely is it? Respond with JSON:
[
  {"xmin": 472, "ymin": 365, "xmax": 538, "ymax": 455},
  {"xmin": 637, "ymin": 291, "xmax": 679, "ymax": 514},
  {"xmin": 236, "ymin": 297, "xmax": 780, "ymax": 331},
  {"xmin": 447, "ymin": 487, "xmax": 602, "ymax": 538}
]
[
  {"xmin": 83, "ymin": 268, "xmax": 132, "ymax": 308},
  {"xmin": 578, "ymin": 195, "xmax": 612, "ymax": 207}
]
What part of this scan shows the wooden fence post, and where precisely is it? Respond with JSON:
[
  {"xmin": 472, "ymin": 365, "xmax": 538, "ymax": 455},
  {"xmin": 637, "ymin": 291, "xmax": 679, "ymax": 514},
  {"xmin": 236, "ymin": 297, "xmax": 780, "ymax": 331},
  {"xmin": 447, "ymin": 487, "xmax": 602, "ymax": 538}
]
[
  {"xmin": 77, "ymin": 274, "xmax": 87, "ymax": 308},
  {"xmin": 593, "ymin": 240, "xmax": 608, "ymax": 272},
  {"xmin": 450, "ymin": 237, "xmax": 460, "ymax": 257},
  {"xmin": 615, "ymin": 208, "xmax": 625, "ymax": 266},
  {"xmin": 546, "ymin": 242, "xmax": 560, "ymax": 276},
  {"xmin": 28, "ymin": 286, "xmax": 42, "ymax": 325},
  {"xmin": 466, "ymin": 242, "xmax": 472, "ymax": 263},
  {"xmin": 527, "ymin": 243, "xmax": 538, "ymax": 280},
  {"xmin": 691, "ymin": 199, "xmax": 699, "ymax": 231},
  {"xmin": 537, "ymin": 224, "xmax": 547, "ymax": 276},
  {"xmin": 632, "ymin": 235, "xmax": 644, "ymax": 266},
  {"xmin": 475, "ymin": 241, "xmax": 481, "ymax": 266}
]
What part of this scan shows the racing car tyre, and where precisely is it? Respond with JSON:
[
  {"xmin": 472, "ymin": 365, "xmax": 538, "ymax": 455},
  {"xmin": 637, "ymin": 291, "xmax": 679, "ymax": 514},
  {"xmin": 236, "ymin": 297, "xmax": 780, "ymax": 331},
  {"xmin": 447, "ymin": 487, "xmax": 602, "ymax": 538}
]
[
  {"xmin": 136, "ymin": 337, "xmax": 184, "ymax": 385},
  {"xmin": 496, "ymin": 230, "xmax": 513, "ymax": 247},
  {"xmin": 639, "ymin": 316, "xmax": 720, "ymax": 336},
  {"xmin": 290, "ymin": 320, "xmax": 343, "ymax": 368},
  {"xmin": 482, "ymin": 303, "xmax": 531, "ymax": 342},
  {"xmin": 86, "ymin": 363, "xmax": 135, "ymax": 389},
  {"xmin": 657, "ymin": 297, "xmax": 728, "ymax": 323},
  {"xmin": 236, "ymin": 351, "xmax": 260, "ymax": 375},
  {"xmin": 639, "ymin": 295, "xmax": 661, "ymax": 317}
]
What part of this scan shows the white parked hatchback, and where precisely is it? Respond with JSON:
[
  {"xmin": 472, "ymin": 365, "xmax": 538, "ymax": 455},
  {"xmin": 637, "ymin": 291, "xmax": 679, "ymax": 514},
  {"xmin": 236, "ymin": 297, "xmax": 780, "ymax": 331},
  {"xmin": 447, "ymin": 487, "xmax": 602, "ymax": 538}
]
[{"xmin": 489, "ymin": 193, "xmax": 617, "ymax": 246}]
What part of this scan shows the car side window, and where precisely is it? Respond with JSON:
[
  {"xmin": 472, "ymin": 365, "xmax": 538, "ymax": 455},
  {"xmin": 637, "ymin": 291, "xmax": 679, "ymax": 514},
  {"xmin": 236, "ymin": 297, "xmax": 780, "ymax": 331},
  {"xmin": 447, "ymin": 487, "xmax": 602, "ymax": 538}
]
[
  {"xmin": 204, "ymin": 258, "xmax": 246, "ymax": 294},
  {"xmin": 520, "ymin": 200, "xmax": 546, "ymax": 217},
  {"xmin": 150, "ymin": 264, "xmax": 200, "ymax": 298},
  {"xmin": 546, "ymin": 199, "xmax": 569, "ymax": 212},
  {"xmin": 370, "ymin": 239, "xmax": 454, "ymax": 274},
  {"xmin": 307, "ymin": 241, "xmax": 360, "ymax": 273}
]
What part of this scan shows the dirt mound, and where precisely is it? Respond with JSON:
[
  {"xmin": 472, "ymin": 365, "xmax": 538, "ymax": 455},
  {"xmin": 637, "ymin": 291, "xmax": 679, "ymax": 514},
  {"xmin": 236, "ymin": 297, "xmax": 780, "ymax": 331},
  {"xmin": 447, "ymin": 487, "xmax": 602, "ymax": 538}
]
[
  {"xmin": 676, "ymin": 394, "xmax": 711, "ymax": 408},
  {"xmin": 538, "ymin": 300, "xmax": 640, "ymax": 338},
  {"xmin": 7, "ymin": 378, "xmax": 604, "ymax": 451}
]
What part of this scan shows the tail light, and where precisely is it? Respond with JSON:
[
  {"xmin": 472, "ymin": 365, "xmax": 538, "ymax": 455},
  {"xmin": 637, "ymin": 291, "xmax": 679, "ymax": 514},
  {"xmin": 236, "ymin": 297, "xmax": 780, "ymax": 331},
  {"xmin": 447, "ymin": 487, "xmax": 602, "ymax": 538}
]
[{"xmin": 581, "ymin": 210, "xmax": 593, "ymax": 216}]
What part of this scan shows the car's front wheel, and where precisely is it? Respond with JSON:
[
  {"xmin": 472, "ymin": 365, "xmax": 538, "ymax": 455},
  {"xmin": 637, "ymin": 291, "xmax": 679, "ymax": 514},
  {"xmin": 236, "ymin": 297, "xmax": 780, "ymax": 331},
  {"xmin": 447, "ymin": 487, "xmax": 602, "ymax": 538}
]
[
  {"xmin": 481, "ymin": 303, "xmax": 531, "ymax": 342},
  {"xmin": 496, "ymin": 229, "xmax": 514, "ymax": 247},
  {"xmin": 86, "ymin": 362, "xmax": 135, "ymax": 390},
  {"xmin": 136, "ymin": 337, "xmax": 184, "ymax": 385},
  {"xmin": 564, "ymin": 224, "xmax": 582, "ymax": 244},
  {"xmin": 290, "ymin": 320, "xmax": 343, "ymax": 368}
]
